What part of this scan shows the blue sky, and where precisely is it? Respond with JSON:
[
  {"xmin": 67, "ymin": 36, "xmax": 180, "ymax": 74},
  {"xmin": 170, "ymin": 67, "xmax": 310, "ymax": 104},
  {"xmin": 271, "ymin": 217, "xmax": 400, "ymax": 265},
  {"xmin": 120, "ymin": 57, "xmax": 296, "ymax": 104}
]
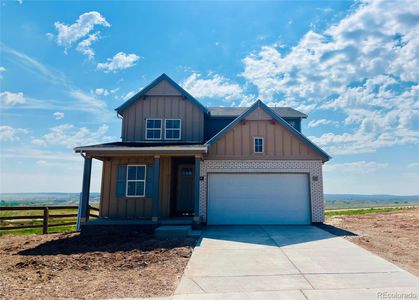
[{"xmin": 0, "ymin": 0, "xmax": 418, "ymax": 194}]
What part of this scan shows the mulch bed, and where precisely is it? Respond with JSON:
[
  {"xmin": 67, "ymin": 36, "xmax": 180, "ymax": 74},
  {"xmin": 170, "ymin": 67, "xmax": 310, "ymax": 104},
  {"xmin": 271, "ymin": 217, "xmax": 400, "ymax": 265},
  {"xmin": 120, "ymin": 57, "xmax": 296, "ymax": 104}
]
[{"xmin": 0, "ymin": 231, "xmax": 196, "ymax": 299}]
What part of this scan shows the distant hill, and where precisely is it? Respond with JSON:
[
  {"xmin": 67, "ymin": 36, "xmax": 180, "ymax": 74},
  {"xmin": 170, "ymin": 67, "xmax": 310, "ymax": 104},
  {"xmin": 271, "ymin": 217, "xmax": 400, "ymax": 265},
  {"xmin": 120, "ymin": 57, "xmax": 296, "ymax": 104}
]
[
  {"xmin": 1, "ymin": 193, "xmax": 418, "ymax": 209},
  {"xmin": 0, "ymin": 193, "xmax": 100, "ymax": 206},
  {"xmin": 324, "ymin": 194, "xmax": 419, "ymax": 209}
]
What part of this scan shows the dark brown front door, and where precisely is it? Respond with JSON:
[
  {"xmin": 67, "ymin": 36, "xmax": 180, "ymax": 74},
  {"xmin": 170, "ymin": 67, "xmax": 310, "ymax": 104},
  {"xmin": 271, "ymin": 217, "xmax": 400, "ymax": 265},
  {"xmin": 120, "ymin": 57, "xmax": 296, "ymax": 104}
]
[{"xmin": 176, "ymin": 164, "xmax": 194, "ymax": 213}]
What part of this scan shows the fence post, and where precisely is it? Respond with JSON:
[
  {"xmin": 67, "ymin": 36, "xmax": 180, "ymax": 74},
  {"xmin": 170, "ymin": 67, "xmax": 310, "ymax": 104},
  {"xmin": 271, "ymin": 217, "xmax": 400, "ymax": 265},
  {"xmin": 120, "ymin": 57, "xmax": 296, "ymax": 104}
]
[{"xmin": 43, "ymin": 207, "xmax": 49, "ymax": 234}]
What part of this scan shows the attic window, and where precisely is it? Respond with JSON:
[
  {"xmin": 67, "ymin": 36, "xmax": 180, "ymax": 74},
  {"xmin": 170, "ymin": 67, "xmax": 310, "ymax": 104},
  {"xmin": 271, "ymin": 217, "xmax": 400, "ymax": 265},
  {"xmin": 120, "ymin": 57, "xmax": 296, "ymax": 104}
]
[
  {"xmin": 146, "ymin": 119, "xmax": 162, "ymax": 140},
  {"xmin": 288, "ymin": 120, "xmax": 296, "ymax": 128}
]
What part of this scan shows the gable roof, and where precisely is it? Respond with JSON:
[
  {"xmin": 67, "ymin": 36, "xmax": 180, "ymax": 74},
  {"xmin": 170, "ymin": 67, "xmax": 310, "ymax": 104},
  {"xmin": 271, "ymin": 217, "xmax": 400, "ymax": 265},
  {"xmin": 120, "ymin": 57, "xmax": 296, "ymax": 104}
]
[
  {"xmin": 205, "ymin": 100, "xmax": 331, "ymax": 162},
  {"xmin": 115, "ymin": 73, "xmax": 208, "ymax": 114},
  {"xmin": 208, "ymin": 106, "xmax": 307, "ymax": 118}
]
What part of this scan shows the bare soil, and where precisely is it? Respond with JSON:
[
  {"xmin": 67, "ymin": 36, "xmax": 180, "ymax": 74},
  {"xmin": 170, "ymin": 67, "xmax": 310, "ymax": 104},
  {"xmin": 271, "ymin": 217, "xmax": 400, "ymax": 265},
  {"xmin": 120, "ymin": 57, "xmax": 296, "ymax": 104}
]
[
  {"xmin": 0, "ymin": 231, "xmax": 196, "ymax": 299},
  {"xmin": 325, "ymin": 208, "xmax": 419, "ymax": 276}
]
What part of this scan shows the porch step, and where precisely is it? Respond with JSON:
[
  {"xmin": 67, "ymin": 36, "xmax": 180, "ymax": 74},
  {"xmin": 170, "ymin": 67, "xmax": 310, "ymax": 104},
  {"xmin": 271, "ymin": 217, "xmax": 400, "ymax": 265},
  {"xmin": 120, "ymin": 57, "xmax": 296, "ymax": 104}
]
[{"xmin": 154, "ymin": 225, "xmax": 192, "ymax": 238}]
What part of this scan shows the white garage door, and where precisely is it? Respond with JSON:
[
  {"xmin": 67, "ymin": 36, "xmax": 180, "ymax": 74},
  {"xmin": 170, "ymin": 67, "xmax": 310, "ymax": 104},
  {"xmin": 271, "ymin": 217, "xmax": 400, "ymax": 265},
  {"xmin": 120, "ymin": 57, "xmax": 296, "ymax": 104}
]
[{"xmin": 208, "ymin": 173, "xmax": 311, "ymax": 225}]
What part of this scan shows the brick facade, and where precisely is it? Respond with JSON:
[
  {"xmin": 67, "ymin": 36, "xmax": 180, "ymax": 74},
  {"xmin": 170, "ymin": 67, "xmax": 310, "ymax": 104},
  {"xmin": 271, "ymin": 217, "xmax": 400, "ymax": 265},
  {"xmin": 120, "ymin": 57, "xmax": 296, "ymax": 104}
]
[{"xmin": 199, "ymin": 160, "xmax": 324, "ymax": 223}]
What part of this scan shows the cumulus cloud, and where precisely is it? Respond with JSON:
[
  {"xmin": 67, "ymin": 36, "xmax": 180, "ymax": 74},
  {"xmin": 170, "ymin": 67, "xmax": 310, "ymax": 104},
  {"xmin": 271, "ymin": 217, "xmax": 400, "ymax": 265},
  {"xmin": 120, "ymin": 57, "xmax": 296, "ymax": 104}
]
[
  {"xmin": 97, "ymin": 52, "xmax": 140, "ymax": 73},
  {"xmin": 242, "ymin": 0, "xmax": 419, "ymax": 155},
  {"xmin": 181, "ymin": 73, "xmax": 244, "ymax": 101},
  {"xmin": 53, "ymin": 112, "xmax": 64, "ymax": 120},
  {"xmin": 75, "ymin": 32, "xmax": 100, "ymax": 59},
  {"xmin": 0, "ymin": 91, "xmax": 27, "ymax": 107},
  {"xmin": 308, "ymin": 119, "xmax": 339, "ymax": 128},
  {"xmin": 31, "ymin": 124, "xmax": 113, "ymax": 148},
  {"xmin": 325, "ymin": 161, "xmax": 388, "ymax": 174},
  {"xmin": 0, "ymin": 125, "xmax": 28, "ymax": 141},
  {"xmin": 53, "ymin": 11, "xmax": 110, "ymax": 49},
  {"xmin": 52, "ymin": 11, "xmax": 109, "ymax": 58}
]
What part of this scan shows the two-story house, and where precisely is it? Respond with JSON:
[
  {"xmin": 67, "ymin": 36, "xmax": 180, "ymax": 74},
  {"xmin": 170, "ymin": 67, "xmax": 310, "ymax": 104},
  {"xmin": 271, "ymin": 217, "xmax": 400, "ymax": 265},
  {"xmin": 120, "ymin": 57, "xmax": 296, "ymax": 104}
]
[{"xmin": 74, "ymin": 73, "xmax": 330, "ymax": 229}]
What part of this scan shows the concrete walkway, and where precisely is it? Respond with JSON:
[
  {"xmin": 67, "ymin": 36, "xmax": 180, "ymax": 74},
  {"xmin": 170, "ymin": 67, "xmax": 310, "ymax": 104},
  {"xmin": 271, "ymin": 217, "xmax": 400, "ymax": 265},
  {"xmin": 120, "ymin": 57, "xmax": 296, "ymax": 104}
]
[{"xmin": 171, "ymin": 226, "xmax": 419, "ymax": 299}]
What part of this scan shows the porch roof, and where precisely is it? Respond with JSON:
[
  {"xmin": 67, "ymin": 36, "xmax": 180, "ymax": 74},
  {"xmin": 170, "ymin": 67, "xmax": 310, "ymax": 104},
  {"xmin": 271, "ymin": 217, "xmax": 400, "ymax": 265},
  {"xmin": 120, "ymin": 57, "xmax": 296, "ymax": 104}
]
[{"xmin": 74, "ymin": 142, "xmax": 207, "ymax": 155}]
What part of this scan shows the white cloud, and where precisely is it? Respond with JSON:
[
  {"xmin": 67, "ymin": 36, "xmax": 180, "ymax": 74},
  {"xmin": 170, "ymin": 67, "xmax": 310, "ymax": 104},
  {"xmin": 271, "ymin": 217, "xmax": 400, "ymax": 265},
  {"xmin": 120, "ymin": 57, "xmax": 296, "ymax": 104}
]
[
  {"xmin": 97, "ymin": 52, "xmax": 140, "ymax": 73},
  {"xmin": 325, "ymin": 161, "xmax": 388, "ymax": 174},
  {"xmin": 1, "ymin": 147, "xmax": 79, "ymax": 162},
  {"xmin": 1, "ymin": 46, "xmax": 66, "ymax": 85},
  {"xmin": 0, "ymin": 66, "xmax": 5, "ymax": 79},
  {"xmin": 32, "ymin": 123, "xmax": 113, "ymax": 148},
  {"xmin": 0, "ymin": 91, "xmax": 26, "ymax": 107},
  {"xmin": 123, "ymin": 90, "xmax": 136, "ymax": 100},
  {"xmin": 0, "ymin": 91, "xmax": 58, "ymax": 110},
  {"xmin": 68, "ymin": 89, "xmax": 112, "ymax": 120},
  {"xmin": 53, "ymin": 11, "xmax": 110, "ymax": 52},
  {"xmin": 31, "ymin": 138, "xmax": 48, "ymax": 147},
  {"xmin": 0, "ymin": 88, "xmax": 113, "ymax": 121},
  {"xmin": 0, "ymin": 125, "xmax": 28, "ymax": 141},
  {"xmin": 76, "ymin": 32, "xmax": 100, "ymax": 59},
  {"xmin": 241, "ymin": 0, "xmax": 419, "ymax": 155},
  {"xmin": 181, "ymin": 73, "xmax": 244, "ymax": 101},
  {"xmin": 53, "ymin": 111, "xmax": 65, "ymax": 120},
  {"xmin": 308, "ymin": 119, "xmax": 339, "ymax": 128},
  {"xmin": 407, "ymin": 162, "xmax": 419, "ymax": 168},
  {"xmin": 94, "ymin": 87, "xmax": 119, "ymax": 96}
]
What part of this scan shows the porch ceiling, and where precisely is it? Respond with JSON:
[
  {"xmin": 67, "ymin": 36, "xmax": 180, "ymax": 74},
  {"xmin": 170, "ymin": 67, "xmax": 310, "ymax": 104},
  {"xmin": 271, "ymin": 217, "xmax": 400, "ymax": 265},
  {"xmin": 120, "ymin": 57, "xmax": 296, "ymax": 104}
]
[{"xmin": 74, "ymin": 142, "xmax": 207, "ymax": 156}]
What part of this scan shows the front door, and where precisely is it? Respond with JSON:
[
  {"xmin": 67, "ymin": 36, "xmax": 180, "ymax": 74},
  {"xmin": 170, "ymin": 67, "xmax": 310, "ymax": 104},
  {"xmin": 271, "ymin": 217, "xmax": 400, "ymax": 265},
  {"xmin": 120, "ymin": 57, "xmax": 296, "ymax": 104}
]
[{"xmin": 176, "ymin": 164, "xmax": 194, "ymax": 214}]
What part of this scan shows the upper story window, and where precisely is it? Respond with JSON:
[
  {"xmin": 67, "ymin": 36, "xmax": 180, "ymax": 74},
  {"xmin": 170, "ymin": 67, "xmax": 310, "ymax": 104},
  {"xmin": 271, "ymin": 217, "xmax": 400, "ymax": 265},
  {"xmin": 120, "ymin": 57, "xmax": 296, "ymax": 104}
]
[
  {"xmin": 126, "ymin": 165, "xmax": 146, "ymax": 197},
  {"xmin": 254, "ymin": 137, "xmax": 264, "ymax": 153},
  {"xmin": 288, "ymin": 120, "xmax": 296, "ymax": 128},
  {"xmin": 146, "ymin": 119, "xmax": 162, "ymax": 140},
  {"xmin": 165, "ymin": 119, "xmax": 181, "ymax": 140}
]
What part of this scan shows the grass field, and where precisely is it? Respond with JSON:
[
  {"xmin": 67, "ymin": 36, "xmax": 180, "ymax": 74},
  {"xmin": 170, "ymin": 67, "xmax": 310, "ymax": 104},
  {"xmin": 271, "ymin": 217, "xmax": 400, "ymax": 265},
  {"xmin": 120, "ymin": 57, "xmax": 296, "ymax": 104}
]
[
  {"xmin": 325, "ymin": 206, "xmax": 416, "ymax": 216},
  {"xmin": 2, "ymin": 204, "xmax": 417, "ymax": 234},
  {"xmin": 0, "ymin": 207, "xmax": 98, "ymax": 235}
]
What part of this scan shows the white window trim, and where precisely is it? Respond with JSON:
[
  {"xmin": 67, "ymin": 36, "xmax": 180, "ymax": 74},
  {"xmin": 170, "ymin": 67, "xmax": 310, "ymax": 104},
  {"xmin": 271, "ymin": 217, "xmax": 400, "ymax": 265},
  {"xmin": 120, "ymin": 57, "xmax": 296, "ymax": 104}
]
[
  {"xmin": 145, "ymin": 118, "xmax": 162, "ymax": 140},
  {"xmin": 126, "ymin": 165, "xmax": 146, "ymax": 197},
  {"xmin": 254, "ymin": 137, "xmax": 264, "ymax": 153},
  {"xmin": 164, "ymin": 118, "xmax": 182, "ymax": 140}
]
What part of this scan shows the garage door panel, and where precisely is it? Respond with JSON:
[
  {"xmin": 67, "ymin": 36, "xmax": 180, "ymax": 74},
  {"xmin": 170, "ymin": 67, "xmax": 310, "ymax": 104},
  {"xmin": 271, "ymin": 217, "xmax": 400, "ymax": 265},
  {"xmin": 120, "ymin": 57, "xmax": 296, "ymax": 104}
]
[{"xmin": 208, "ymin": 173, "xmax": 310, "ymax": 225}]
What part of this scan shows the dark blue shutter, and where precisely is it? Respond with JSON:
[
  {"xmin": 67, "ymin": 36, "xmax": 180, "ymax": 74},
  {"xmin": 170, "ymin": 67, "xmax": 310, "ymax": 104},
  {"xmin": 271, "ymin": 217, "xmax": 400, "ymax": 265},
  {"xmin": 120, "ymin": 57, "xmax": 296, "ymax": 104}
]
[
  {"xmin": 145, "ymin": 164, "xmax": 153, "ymax": 197},
  {"xmin": 116, "ymin": 165, "xmax": 127, "ymax": 197}
]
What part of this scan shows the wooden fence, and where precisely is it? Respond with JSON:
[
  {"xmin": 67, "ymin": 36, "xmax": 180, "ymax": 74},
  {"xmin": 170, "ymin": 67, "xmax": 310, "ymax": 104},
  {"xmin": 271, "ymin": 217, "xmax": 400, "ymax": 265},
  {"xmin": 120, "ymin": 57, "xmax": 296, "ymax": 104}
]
[{"xmin": 0, "ymin": 205, "xmax": 99, "ymax": 233}]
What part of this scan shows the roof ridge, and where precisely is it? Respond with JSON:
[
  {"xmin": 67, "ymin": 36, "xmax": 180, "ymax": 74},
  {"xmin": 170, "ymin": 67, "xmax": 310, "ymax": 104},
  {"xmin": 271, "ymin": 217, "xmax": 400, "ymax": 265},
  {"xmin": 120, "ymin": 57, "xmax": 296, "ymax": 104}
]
[
  {"xmin": 205, "ymin": 100, "xmax": 330, "ymax": 161},
  {"xmin": 115, "ymin": 73, "xmax": 208, "ymax": 114}
]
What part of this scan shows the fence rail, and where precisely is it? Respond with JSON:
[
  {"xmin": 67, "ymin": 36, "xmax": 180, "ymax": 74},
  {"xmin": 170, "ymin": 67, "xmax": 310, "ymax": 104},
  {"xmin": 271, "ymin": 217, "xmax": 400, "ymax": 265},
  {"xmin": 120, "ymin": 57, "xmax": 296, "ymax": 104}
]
[{"xmin": 0, "ymin": 205, "xmax": 99, "ymax": 233}]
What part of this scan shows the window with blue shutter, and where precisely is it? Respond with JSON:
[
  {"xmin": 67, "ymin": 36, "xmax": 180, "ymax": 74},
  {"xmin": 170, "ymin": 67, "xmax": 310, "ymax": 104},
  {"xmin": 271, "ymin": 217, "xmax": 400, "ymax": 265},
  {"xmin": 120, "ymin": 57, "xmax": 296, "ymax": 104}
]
[
  {"xmin": 126, "ymin": 165, "xmax": 146, "ymax": 197},
  {"xmin": 116, "ymin": 164, "xmax": 154, "ymax": 198}
]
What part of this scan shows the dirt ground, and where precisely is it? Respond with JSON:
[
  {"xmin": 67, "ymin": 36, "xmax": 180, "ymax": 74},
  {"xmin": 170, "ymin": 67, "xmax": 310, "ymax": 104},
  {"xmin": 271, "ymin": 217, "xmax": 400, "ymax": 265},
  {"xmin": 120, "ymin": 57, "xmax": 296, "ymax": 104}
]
[
  {"xmin": 0, "ymin": 231, "xmax": 196, "ymax": 300},
  {"xmin": 325, "ymin": 208, "xmax": 419, "ymax": 276}
]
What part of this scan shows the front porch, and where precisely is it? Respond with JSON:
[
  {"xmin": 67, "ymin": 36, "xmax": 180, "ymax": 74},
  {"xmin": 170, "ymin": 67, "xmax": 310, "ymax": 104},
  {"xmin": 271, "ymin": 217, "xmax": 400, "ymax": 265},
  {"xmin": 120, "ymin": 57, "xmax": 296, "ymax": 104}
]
[
  {"xmin": 83, "ymin": 216, "xmax": 194, "ymax": 226},
  {"xmin": 75, "ymin": 143, "xmax": 207, "ymax": 230}
]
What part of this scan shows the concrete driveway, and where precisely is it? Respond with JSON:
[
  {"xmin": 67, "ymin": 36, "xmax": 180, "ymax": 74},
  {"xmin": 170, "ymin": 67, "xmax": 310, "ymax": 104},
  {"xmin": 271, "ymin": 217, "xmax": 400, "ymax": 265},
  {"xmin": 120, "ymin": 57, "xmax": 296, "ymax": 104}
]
[{"xmin": 173, "ymin": 226, "xmax": 419, "ymax": 299}]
